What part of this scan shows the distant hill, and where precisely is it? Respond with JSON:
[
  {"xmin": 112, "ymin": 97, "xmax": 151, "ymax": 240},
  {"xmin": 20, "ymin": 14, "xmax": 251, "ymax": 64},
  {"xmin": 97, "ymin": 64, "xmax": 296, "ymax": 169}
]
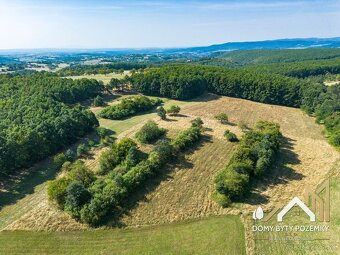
[
  {"xmin": 178, "ymin": 37, "xmax": 340, "ymax": 55},
  {"xmin": 1, "ymin": 37, "xmax": 340, "ymax": 61}
]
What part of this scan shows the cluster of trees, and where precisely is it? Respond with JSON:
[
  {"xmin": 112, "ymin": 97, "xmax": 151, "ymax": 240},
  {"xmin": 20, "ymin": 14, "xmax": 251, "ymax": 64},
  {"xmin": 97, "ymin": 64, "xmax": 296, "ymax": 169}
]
[
  {"xmin": 130, "ymin": 65, "xmax": 302, "ymax": 107},
  {"xmin": 314, "ymin": 85, "xmax": 340, "ymax": 146},
  {"xmin": 99, "ymin": 95, "xmax": 162, "ymax": 120},
  {"xmin": 214, "ymin": 121, "xmax": 281, "ymax": 206},
  {"xmin": 135, "ymin": 121, "xmax": 167, "ymax": 144},
  {"xmin": 0, "ymin": 73, "xmax": 102, "ymax": 175},
  {"xmin": 57, "ymin": 63, "xmax": 148, "ymax": 76},
  {"xmin": 48, "ymin": 121, "xmax": 203, "ymax": 225}
]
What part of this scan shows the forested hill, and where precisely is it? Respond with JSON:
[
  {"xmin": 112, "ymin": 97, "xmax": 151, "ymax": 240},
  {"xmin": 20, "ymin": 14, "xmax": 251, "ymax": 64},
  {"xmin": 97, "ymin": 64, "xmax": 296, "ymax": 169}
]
[
  {"xmin": 130, "ymin": 65, "xmax": 340, "ymax": 148},
  {"xmin": 0, "ymin": 74, "xmax": 103, "ymax": 176},
  {"xmin": 199, "ymin": 48, "xmax": 340, "ymax": 66}
]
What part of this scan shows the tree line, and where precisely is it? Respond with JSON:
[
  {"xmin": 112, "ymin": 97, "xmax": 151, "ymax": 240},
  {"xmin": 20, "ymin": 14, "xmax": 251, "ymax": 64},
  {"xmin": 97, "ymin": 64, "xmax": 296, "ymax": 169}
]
[
  {"xmin": 48, "ymin": 121, "xmax": 203, "ymax": 225},
  {"xmin": 214, "ymin": 121, "xmax": 282, "ymax": 206},
  {"xmin": 99, "ymin": 95, "xmax": 162, "ymax": 120}
]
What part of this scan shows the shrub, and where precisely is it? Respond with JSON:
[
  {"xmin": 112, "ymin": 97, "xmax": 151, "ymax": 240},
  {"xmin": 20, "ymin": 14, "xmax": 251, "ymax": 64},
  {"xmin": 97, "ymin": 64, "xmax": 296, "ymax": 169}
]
[
  {"xmin": 65, "ymin": 149, "xmax": 75, "ymax": 161},
  {"xmin": 215, "ymin": 113, "xmax": 229, "ymax": 124},
  {"xmin": 98, "ymin": 138, "xmax": 137, "ymax": 175},
  {"xmin": 47, "ymin": 177, "xmax": 72, "ymax": 208},
  {"xmin": 69, "ymin": 160, "xmax": 96, "ymax": 187},
  {"xmin": 53, "ymin": 153, "xmax": 67, "ymax": 168},
  {"xmin": 224, "ymin": 130, "xmax": 238, "ymax": 142},
  {"xmin": 157, "ymin": 106, "xmax": 166, "ymax": 120},
  {"xmin": 190, "ymin": 117, "xmax": 204, "ymax": 128},
  {"xmin": 124, "ymin": 146, "xmax": 142, "ymax": 169},
  {"xmin": 93, "ymin": 95, "xmax": 105, "ymax": 106},
  {"xmin": 167, "ymin": 105, "xmax": 181, "ymax": 115},
  {"xmin": 171, "ymin": 126, "xmax": 202, "ymax": 152},
  {"xmin": 77, "ymin": 143, "xmax": 90, "ymax": 157},
  {"xmin": 64, "ymin": 181, "xmax": 91, "ymax": 219},
  {"xmin": 135, "ymin": 121, "xmax": 166, "ymax": 144}
]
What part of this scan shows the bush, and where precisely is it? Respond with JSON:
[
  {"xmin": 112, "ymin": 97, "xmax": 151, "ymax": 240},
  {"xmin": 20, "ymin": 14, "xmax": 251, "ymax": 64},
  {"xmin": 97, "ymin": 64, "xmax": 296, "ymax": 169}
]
[
  {"xmin": 171, "ymin": 126, "xmax": 202, "ymax": 152},
  {"xmin": 69, "ymin": 160, "xmax": 96, "ymax": 187},
  {"xmin": 124, "ymin": 146, "xmax": 142, "ymax": 170},
  {"xmin": 98, "ymin": 138, "xmax": 137, "ymax": 175},
  {"xmin": 47, "ymin": 177, "xmax": 72, "ymax": 208},
  {"xmin": 65, "ymin": 149, "xmax": 75, "ymax": 161},
  {"xmin": 224, "ymin": 130, "xmax": 238, "ymax": 142},
  {"xmin": 64, "ymin": 181, "xmax": 91, "ymax": 219},
  {"xmin": 93, "ymin": 95, "xmax": 105, "ymax": 106},
  {"xmin": 53, "ymin": 153, "xmax": 67, "ymax": 168},
  {"xmin": 190, "ymin": 117, "xmax": 204, "ymax": 128},
  {"xmin": 167, "ymin": 105, "xmax": 181, "ymax": 115},
  {"xmin": 157, "ymin": 106, "xmax": 166, "ymax": 120},
  {"xmin": 215, "ymin": 113, "xmax": 229, "ymax": 124},
  {"xmin": 77, "ymin": 143, "xmax": 90, "ymax": 157},
  {"xmin": 135, "ymin": 121, "xmax": 166, "ymax": 144}
]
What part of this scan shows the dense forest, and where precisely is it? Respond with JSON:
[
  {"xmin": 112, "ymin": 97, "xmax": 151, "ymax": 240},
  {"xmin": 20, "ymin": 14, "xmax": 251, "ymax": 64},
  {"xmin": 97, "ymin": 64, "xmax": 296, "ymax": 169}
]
[
  {"xmin": 130, "ymin": 65, "xmax": 302, "ymax": 106},
  {"xmin": 199, "ymin": 48, "xmax": 340, "ymax": 66},
  {"xmin": 0, "ymin": 74, "xmax": 103, "ymax": 175}
]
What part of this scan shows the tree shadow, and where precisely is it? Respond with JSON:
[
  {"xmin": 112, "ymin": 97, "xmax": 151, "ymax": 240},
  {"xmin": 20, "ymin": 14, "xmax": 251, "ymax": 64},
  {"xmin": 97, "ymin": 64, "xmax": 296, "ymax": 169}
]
[
  {"xmin": 0, "ymin": 132, "xmax": 99, "ymax": 210},
  {"xmin": 239, "ymin": 136, "xmax": 304, "ymax": 206},
  {"xmin": 102, "ymin": 134, "xmax": 212, "ymax": 227}
]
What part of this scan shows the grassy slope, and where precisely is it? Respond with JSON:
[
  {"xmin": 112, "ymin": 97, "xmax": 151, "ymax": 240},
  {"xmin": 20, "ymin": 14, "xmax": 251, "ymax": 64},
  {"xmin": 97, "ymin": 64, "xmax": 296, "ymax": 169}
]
[
  {"xmin": 0, "ymin": 216, "xmax": 246, "ymax": 255},
  {"xmin": 254, "ymin": 160, "xmax": 340, "ymax": 255}
]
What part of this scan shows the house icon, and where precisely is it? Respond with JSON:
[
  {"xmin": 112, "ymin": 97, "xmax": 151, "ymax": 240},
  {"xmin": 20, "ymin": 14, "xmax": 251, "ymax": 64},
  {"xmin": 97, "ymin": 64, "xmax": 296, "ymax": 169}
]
[{"xmin": 277, "ymin": 196, "xmax": 316, "ymax": 222}]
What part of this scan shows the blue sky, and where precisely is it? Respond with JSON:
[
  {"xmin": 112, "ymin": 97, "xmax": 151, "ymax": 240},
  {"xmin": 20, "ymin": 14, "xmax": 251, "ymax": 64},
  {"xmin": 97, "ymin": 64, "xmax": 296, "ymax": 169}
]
[{"xmin": 0, "ymin": 0, "xmax": 339, "ymax": 49}]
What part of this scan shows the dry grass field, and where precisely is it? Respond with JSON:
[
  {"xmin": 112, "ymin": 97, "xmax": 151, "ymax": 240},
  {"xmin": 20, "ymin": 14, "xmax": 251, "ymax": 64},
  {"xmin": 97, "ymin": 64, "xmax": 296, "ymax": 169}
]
[{"xmin": 66, "ymin": 71, "xmax": 130, "ymax": 84}]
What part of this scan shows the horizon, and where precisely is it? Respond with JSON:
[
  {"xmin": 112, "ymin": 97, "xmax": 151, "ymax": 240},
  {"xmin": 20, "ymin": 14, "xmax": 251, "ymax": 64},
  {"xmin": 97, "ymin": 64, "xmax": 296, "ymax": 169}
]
[
  {"xmin": 0, "ymin": 0, "xmax": 339, "ymax": 49},
  {"xmin": 0, "ymin": 36, "xmax": 340, "ymax": 52}
]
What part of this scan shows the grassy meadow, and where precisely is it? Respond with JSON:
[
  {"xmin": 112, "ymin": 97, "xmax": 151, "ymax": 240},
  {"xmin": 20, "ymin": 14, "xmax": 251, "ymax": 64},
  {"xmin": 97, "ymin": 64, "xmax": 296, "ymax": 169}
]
[{"xmin": 0, "ymin": 216, "xmax": 246, "ymax": 255}]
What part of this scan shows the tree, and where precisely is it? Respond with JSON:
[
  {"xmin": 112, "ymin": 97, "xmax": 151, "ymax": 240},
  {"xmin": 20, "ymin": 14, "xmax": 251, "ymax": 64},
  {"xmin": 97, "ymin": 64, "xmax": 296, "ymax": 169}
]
[
  {"xmin": 157, "ymin": 106, "xmax": 166, "ymax": 120},
  {"xmin": 224, "ymin": 130, "xmax": 238, "ymax": 142},
  {"xmin": 167, "ymin": 105, "xmax": 181, "ymax": 116},
  {"xmin": 191, "ymin": 117, "xmax": 204, "ymax": 128},
  {"xmin": 215, "ymin": 113, "xmax": 229, "ymax": 124},
  {"xmin": 108, "ymin": 78, "xmax": 121, "ymax": 90},
  {"xmin": 53, "ymin": 153, "xmax": 67, "ymax": 168},
  {"xmin": 77, "ymin": 143, "xmax": 90, "ymax": 157},
  {"xmin": 47, "ymin": 177, "xmax": 72, "ymax": 208},
  {"xmin": 124, "ymin": 146, "xmax": 142, "ymax": 169},
  {"xmin": 69, "ymin": 160, "xmax": 96, "ymax": 187},
  {"xmin": 135, "ymin": 120, "xmax": 166, "ymax": 144},
  {"xmin": 93, "ymin": 95, "xmax": 105, "ymax": 107},
  {"xmin": 64, "ymin": 181, "xmax": 91, "ymax": 219}
]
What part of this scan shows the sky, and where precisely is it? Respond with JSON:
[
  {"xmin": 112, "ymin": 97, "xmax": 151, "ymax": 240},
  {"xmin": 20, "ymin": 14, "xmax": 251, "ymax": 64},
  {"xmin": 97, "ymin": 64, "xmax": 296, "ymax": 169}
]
[{"xmin": 0, "ymin": 0, "xmax": 339, "ymax": 49}]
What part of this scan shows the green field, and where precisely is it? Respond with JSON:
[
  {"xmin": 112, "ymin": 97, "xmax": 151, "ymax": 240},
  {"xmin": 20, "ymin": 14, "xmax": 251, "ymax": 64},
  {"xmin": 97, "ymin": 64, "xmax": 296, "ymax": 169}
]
[
  {"xmin": 0, "ymin": 216, "xmax": 245, "ymax": 255},
  {"xmin": 66, "ymin": 72, "xmax": 128, "ymax": 84}
]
